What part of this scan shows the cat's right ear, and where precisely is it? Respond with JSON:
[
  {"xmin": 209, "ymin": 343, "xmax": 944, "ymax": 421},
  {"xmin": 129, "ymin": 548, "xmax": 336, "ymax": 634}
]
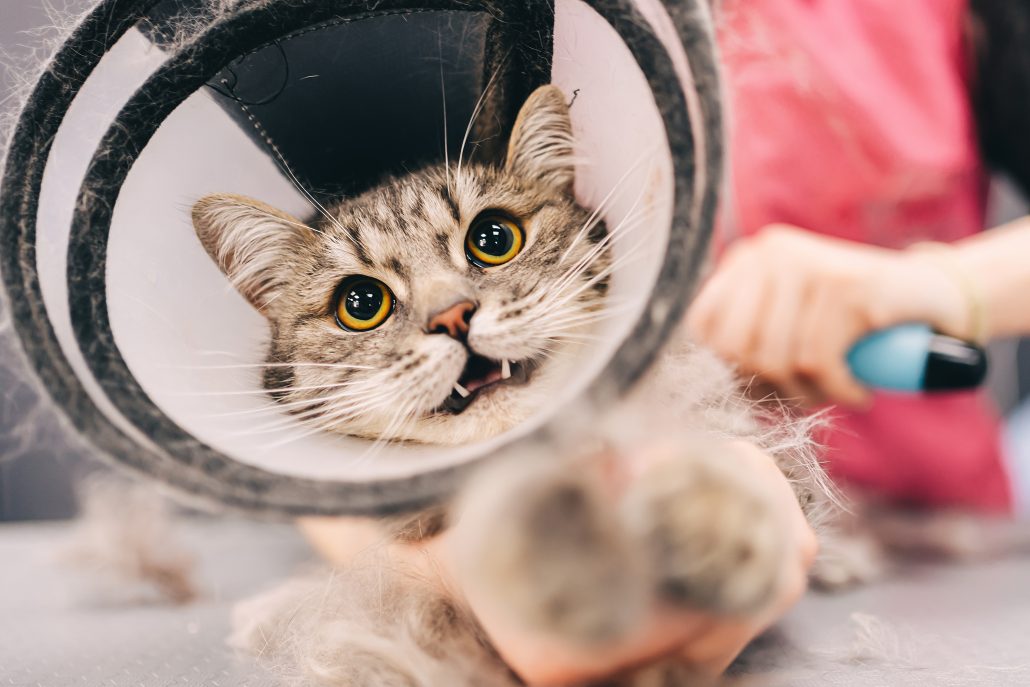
[
  {"xmin": 506, "ymin": 85, "xmax": 575, "ymax": 192},
  {"xmin": 192, "ymin": 194, "xmax": 314, "ymax": 313}
]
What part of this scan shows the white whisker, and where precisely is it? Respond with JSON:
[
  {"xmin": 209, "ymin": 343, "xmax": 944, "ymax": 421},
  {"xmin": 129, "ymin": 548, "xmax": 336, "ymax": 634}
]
[
  {"xmin": 161, "ymin": 380, "xmax": 359, "ymax": 398},
  {"xmin": 558, "ymin": 147, "xmax": 658, "ymax": 264},
  {"xmin": 246, "ymin": 205, "xmax": 323, "ymax": 235},
  {"xmin": 215, "ymin": 381, "xmax": 398, "ymax": 422},
  {"xmin": 553, "ymin": 178, "xmax": 650, "ymax": 284},
  {"xmin": 457, "ymin": 50, "xmax": 510, "ymax": 179},
  {"xmin": 535, "ymin": 301, "xmax": 639, "ymax": 333},
  {"xmin": 271, "ymin": 151, "xmax": 345, "ymax": 235},
  {"xmin": 539, "ymin": 237, "xmax": 651, "ymax": 316},
  {"xmin": 531, "ymin": 212, "xmax": 650, "ymax": 316},
  {"xmin": 231, "ymin": 389, "xmax": 399, "ymax": 438},
  {"xmin": 542, "ymin": 211, "xmax": 648, "ymax": 303},
  {"xmin": 348, "ymin": 394, "xmax": 426, "ymax": 467},
  {"xmin": 273, "ymin": 388, "xmax": 419, "ymax": 457},
  {"xmin": 438, "ymin": 34, "xmax": 452, "ymax": 193},
  {"xmin": 153, "ymin": 362, "xmax": 373, "ymax": 371},
  {"xmin": 540, "ymin": 193, "xmax": 650, "ymax": 305}
]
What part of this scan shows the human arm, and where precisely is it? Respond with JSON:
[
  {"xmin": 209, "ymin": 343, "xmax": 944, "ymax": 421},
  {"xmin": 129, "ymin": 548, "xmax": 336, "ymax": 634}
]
[{"xmin": 686, "ymin": 216, "xmax": 1030, "ymax": 408}]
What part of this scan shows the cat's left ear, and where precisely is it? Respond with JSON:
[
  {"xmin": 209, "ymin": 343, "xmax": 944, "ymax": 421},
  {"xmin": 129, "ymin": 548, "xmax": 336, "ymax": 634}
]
[{"xmin": 506, "ymin": 85, "xmax": 575, "ymax": 192}]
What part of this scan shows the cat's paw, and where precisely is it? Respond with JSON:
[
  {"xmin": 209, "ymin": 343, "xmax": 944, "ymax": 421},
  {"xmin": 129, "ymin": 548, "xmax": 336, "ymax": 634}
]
[
  {"xmin": 452, "ymin": 454, "xmax": 649, "ymax": 645},
  {"xmin": 453, "ymin": 438, "xmax": 805, "ymax": 650},
  {"xmin": 623, "ymin": 441, "xmax": 793, "ymax": 616}
]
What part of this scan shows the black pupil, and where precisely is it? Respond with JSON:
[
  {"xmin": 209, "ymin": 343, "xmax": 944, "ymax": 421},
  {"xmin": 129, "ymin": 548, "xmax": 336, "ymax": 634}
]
[
  {"xmin": 472, "ymin": 220, "xmax": 513, "ymax": 256},
  {"xmin": 345, "ymin": 282, "xmax": 383, "ymax": 321}
]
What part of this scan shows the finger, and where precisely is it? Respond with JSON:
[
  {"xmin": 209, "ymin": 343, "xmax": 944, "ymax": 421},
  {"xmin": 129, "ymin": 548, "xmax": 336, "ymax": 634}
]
[
  {"xmin": 677, "ymin": 565, "xmax": 808, "ymax": 676},
  {"xmin": 796, "ymin": 286, "xmax": 871, "ymax": 407},
  {"xmin": 436, "ymin": 513, "xmax": 712, "ymax": 687},
  {"xmin": 814, "ymin": 327, "xmax": 872, "ymax": 408},
  {"xmin": 482, "ymin": 609, "xmax": 711, "ymax": 686},
  {"xmin": 707, "ymin": 260, "xmax": 771, "ymax": 365},
  {"xmin": 749, "ymin": 273, "xmax": 810, "ymax": 403},
  {"xmin": 687, "ymin": 241, "xmax": 755, "ymax": 340}
]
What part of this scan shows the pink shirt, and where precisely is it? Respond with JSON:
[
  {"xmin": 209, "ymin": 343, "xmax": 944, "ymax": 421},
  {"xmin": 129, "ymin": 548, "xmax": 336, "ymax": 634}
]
[{"xmin": 718, "ymin": 0, "xmax": 1011, "ymax": 512}]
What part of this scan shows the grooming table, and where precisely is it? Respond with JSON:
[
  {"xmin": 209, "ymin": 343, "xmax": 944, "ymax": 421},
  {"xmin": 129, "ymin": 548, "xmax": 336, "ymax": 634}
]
[{"xmin": 2, "ymin": 519, "xmax": 1029, "ymax": 686}]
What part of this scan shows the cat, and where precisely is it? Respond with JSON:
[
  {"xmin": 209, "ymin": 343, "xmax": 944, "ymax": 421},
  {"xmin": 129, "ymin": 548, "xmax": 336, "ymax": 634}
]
[
  {"xmin": 194, "ymin": 85, "xmax": 844, "ymax": 685},
  {"xmin": 192, "ymin": 86, "xmax": 606, "ymax": 446}
]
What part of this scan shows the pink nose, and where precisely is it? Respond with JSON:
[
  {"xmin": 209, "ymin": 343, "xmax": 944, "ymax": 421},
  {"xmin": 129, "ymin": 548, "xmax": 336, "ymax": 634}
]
[{"xmin": 427, "ymin": 301, "xmax": 476, "ymax": 339}]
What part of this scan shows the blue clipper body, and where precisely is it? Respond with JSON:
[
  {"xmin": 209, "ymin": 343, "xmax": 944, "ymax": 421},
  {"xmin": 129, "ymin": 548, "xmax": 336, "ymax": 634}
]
[{"xmin": 846, "ymin": 323, "xmax": 988, "ymax": 393}]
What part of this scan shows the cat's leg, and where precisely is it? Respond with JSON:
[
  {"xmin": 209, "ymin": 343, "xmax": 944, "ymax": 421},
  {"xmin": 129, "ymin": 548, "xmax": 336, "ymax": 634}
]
[
  {"xmin": 451, "ymin": 436, "xmax": 808, "ymax": 652},
  {"xmin": 451, "ymin": 450, "xmax": 650, "ymax": 645}
]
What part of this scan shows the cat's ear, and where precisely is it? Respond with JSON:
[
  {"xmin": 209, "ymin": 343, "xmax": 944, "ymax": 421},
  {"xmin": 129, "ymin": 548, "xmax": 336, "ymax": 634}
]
[
  {"xmin": 192, "ymin": 194, "xmax": 314, "ymax": 313},
  {"xmin": 506, "ymin": 85, "xmax": 575, "ymax": 191}
]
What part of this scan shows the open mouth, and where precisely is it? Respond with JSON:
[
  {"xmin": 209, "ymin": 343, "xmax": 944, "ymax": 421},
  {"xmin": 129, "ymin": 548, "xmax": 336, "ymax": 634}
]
[{"xmin": 441, "ymin": 354, "xmax": 534, "ymax": 414}]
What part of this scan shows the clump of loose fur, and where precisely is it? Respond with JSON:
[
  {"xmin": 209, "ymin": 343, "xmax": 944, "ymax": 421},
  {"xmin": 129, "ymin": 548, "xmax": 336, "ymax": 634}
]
[
  {"xmin": 230, "ymin": 556, "xmax": 520, "ymax": 687},
  {"xmin": 61, "ymin": 474, "xmax": 198, "ymax": 605}
]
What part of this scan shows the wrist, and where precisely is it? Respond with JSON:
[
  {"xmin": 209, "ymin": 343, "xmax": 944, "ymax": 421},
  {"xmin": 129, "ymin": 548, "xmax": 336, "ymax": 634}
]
[{"xmin": 904, "ymin": 242, "xmax": 988, "ymax": 343}]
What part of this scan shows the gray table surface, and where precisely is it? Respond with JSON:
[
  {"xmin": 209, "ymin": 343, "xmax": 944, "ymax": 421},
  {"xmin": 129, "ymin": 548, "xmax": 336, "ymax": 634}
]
[{"xmin": 2, "ymin": 519, "xmax": 1029, "ymax": 686}]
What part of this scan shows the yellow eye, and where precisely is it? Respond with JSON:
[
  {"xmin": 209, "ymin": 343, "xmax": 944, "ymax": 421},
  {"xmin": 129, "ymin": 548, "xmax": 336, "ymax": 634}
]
[
  {"xmin": 335, "ymin": 277, "xmax": 394, "ymax": 331},
  {"xmin": 465, "ymin": 214, "xmax": 524, "ymax": 267}
]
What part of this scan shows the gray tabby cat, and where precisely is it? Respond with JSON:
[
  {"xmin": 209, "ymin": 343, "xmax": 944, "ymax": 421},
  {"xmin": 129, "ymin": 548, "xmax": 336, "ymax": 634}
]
[
  {"xmin": 193, "ymin": 86, "xmax": 606, "ymax": 446},
  {"xmin": 194, "ymin": 85, "xmax": 840, "ymax": 685}
]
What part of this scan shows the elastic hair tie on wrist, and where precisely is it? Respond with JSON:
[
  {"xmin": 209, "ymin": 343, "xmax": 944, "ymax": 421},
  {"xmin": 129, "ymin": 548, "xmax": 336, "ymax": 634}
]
[{"xmin": 910, "ymin": 241, "xmax": 988, "ymax": 345}]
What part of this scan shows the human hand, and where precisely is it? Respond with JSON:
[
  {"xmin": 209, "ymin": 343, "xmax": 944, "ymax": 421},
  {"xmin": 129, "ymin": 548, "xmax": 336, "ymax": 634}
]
[
  {"xmin": 687, "ymin": 224, "xmax": 971, "ymax": 407},
  {"xmin": 431, "ymin": 440, "xmax": 817, "ymax": 686}
]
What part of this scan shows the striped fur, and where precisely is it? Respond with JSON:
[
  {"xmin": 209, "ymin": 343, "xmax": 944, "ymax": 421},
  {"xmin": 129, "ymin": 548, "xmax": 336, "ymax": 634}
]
[{"xmin": 193, "ymin": 86, "xmax": 607, "ymax": 445}]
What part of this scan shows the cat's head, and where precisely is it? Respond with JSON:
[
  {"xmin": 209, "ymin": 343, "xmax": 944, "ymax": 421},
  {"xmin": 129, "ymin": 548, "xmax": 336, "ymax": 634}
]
[{"xmin": 192, "ymin": 85, "xmax": 610, "ymax": 445}]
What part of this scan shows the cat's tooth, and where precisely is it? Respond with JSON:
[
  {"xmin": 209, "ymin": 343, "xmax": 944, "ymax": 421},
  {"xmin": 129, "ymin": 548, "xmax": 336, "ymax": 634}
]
[
  {"xmin": 453, "ymin": 383, "xmax": 471, "ymax": 398},
  {"xmin": 501, "ymin": 359, "xmax": 512, "ymax": 380}
]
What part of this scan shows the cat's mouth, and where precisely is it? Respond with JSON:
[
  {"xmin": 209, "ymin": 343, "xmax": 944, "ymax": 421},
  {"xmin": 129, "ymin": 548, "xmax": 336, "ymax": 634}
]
[{"xmin": 441, "ymin": 354, "xmax": 533, "ymax": 414}]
